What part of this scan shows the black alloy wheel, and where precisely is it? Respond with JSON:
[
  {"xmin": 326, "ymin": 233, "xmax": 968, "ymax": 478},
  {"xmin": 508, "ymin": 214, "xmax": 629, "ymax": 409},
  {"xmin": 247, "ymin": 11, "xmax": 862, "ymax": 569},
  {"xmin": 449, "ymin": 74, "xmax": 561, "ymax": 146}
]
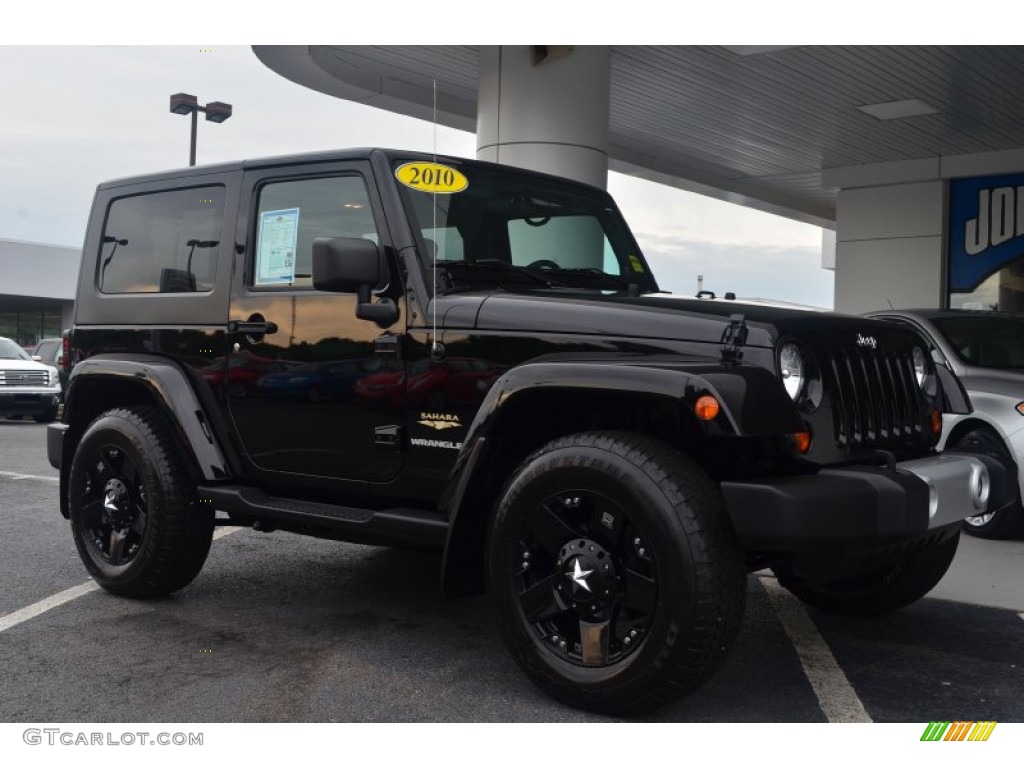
[
  {"xmin": 77, "ymin": 441, "xmax": 148, "ymax": 567},
  {"xmin": 69, "ymin": 407, "xmax": 214, "ymax": 597},
  {"xmin": 511, "ymin": 490, "xmax": 656, "ymax": 669},
  {"xmin": 489, "ymin": 431, "xmax": 747, "ymax": 715}
]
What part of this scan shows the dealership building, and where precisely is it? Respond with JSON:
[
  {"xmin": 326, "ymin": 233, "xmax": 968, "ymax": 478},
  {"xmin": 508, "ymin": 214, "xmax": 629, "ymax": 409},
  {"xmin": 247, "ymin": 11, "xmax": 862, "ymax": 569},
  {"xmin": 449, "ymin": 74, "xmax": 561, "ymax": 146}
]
[
  {"xmin": 255, "ymin": 45, "xmax": 1024, "ymax": 314},
  {"xmin": 4, "ymin": 46, "xmax": 1024, "ymax": 333},
  {"xmin": 0, "ymin": 238, "xmax": 78, "ymax": 347}
]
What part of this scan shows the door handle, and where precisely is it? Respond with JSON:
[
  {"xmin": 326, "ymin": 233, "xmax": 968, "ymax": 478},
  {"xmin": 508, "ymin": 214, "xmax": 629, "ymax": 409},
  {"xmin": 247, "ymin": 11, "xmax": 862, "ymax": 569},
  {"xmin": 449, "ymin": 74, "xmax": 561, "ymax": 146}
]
[{"xmin": 227, "ymin": 319, "xmax": 278, "ymax": 335}]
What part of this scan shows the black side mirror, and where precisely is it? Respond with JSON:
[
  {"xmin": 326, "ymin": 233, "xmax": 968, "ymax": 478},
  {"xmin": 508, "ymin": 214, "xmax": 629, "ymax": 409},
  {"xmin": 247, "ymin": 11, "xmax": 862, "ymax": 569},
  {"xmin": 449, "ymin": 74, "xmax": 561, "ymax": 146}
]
[{"xmin": 312, "ymin": 237, "xmax": 399, "ymax": 327}]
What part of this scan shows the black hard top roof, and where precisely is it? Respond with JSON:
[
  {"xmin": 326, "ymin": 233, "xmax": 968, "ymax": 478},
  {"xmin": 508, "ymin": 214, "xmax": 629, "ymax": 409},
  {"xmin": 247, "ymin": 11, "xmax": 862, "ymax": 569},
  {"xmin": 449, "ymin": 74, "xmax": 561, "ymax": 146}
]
[{"xmin": 95, "ymin": 148, "xmax": 607, "ymax": 193}]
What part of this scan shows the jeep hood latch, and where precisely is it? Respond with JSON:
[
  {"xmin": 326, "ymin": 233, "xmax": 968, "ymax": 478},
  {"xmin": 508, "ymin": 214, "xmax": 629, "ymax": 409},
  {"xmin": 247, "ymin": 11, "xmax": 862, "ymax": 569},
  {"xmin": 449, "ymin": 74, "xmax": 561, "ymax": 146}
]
[{"xmin": 720, "ymin": 313, "xmax": 748, "ymax": 363}]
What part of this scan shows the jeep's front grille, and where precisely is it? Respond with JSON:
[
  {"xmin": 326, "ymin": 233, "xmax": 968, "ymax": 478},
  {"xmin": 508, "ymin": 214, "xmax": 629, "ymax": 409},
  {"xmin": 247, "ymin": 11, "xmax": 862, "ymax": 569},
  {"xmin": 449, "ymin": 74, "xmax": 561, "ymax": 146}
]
[
  {"xmin": 0, "ymin": 370, "xmax": 49, "ymax": 387},
  {"xmin": 820, "ymin": 346, "xmax": 921, "ymax": 450}
]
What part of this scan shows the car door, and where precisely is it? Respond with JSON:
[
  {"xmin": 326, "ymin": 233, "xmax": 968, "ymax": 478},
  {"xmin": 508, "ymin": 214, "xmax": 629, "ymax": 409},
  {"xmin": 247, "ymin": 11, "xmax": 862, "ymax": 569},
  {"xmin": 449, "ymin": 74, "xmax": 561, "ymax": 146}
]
[{"xmin": 226, "ymin": 161, "xmax": 406, "ymax": 483}]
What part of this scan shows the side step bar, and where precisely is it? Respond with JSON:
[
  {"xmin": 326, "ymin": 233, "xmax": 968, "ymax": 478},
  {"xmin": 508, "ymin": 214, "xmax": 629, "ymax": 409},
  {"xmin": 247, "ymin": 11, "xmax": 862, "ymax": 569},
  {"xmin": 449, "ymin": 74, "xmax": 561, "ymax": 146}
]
[{"xmin": 197, "ymin": 485, "xmax": 448, "ymax": 549}]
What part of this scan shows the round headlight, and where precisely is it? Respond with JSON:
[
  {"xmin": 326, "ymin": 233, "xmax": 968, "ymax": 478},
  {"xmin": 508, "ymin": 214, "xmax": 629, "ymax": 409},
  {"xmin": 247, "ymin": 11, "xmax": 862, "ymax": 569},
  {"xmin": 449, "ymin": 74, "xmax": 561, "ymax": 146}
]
[
  {"xmin": 912, "ymin": 346, "xmax": 927, "ymax": 387},
  {"xmin": 779, "ymin": 343, "xmax": 804, "ymax": 400}
]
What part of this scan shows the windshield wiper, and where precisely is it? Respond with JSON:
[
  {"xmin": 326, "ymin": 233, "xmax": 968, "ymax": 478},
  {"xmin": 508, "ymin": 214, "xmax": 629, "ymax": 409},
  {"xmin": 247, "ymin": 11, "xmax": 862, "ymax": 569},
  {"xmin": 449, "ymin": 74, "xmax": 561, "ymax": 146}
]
[
  {"xmin": 434, "ymin": 260, "xmax": 554, "ymax": 292},
  {"xmin": 531, "ymin": 266, "xmax": 635, "ymax": 290}
]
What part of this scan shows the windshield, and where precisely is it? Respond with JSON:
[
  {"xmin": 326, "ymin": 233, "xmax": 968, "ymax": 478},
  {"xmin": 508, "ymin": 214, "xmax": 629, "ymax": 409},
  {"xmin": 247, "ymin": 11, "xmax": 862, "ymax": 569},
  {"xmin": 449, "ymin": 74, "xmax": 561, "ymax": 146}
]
[
  {"xmin": 933, "ymin": 315, "xmax": 1024, "ymax": 368},
  {"xmin": 393, "ymin": 159, "xmax": 658, "ymax": 294},
  {"xmin": 0, "ymin": 338, "xmax": 30, "ymax": 360}
]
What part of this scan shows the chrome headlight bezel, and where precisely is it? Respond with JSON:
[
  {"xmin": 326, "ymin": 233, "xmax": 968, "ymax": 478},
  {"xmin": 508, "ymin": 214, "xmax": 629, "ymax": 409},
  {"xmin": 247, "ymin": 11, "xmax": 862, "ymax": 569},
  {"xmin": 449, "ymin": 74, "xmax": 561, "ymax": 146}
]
[
  {"xmin": 912, "ymin": 345, "xmax": 927, "ymax": 387},
  {"xmin": 779, "ymin": 342, "xmax": 805, "ymax": 401}
]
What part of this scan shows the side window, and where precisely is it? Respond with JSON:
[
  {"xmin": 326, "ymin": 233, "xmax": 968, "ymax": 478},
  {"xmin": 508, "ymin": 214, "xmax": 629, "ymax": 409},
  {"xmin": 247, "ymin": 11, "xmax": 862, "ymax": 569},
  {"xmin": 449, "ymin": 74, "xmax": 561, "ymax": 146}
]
[
  {"xmin": 253, "ymin": 175, "xmax": 377, "ymax": 288},
  {"xmin": 99, "ymin": 186, "xmax": 225, "ymax": 293}
]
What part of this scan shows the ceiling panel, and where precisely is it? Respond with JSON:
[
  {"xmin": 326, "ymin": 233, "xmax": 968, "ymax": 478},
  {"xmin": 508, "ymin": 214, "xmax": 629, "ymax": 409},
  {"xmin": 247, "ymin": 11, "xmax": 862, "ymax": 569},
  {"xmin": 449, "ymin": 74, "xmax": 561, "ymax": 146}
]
[{"xmin": 257, "ymin": 45, "xmax": 1024, "ymax": 225}]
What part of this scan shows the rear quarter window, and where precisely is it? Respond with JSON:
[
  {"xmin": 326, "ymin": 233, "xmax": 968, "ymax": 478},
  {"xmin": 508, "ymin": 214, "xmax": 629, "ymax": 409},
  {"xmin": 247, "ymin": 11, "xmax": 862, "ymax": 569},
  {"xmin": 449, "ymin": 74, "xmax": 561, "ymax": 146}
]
[{"xmin": 98, "ymin": 185, "xmax": 225, "ymax": 294}]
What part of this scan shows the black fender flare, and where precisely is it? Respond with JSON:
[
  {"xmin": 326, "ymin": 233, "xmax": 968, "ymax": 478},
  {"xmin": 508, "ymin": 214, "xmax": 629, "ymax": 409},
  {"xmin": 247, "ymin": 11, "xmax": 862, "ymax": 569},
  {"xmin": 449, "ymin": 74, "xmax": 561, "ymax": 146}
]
[
  {"xmin": 63, "ymin": 354, "xmax": 236, "ymax": 482},
  {"xmin": 439, "ymin": 357, "xmax": 803, "ymax": 595}
]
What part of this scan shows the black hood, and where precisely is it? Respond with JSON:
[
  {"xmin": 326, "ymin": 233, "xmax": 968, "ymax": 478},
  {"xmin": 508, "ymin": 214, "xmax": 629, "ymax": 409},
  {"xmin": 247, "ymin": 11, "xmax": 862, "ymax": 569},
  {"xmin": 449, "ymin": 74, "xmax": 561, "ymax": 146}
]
[{"xmin": 443, "ymin": 292, "xmax": 918, "ymax": 351}]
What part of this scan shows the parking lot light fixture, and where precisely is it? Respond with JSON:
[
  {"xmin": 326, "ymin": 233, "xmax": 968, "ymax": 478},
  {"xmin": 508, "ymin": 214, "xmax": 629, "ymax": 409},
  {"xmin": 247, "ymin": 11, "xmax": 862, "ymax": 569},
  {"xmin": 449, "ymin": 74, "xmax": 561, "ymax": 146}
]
[{"xmin": 169, "ymin": 93, "xmax": 233, "ymax": 166}]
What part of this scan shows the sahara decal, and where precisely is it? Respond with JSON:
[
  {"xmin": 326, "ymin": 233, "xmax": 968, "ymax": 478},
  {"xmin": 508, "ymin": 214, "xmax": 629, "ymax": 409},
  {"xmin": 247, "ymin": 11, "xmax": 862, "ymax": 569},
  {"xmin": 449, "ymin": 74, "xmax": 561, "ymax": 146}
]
[{"xmin": 418, "ymin": 412, "xmax": 462, "ymax": 430}]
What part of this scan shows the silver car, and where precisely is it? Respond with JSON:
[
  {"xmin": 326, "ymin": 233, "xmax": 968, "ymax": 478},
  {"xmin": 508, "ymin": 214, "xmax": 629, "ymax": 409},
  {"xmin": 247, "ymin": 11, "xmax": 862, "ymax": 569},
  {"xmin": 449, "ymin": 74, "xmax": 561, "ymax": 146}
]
[{"xmin": 867, "ymin": 309, "xmax": 1024, "ymax": 539}]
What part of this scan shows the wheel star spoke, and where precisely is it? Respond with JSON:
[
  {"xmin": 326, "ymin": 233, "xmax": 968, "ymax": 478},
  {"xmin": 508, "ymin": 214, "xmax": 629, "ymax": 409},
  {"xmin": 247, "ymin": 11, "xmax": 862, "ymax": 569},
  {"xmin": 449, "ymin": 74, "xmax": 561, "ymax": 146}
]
[
  {"xmin": 587, "ymin": 504, "xmax": 623, "ymax": 547},
  {"xmin": 518, "ymin": 573, "xmax": 564, "ymax": 622},
  {"xmin": 526, "ymin": 502, "xmax": 576, "ymax": 557},
  {"xmin": 98, "ymin": 449, "xmax": 117, "ymax": 478},
  {"xmin": 579, "ymin": 619, "xmax": 610, "ymax": 666},
  {"xmin": 620, "ymin": 568, "xmax": 657, "ymax": 614},
  {"xmin": 119, "ymin": 452, "xmax": 138, "ymax": 485},
  {"xmin": 79, "ymin": 499, "xmax": 104, "ymax": 528},
  {"xmin": 108, "ymin": 529, "xmax": 128, "ymax": 565},
  {"xmin": 130, "ymin": 507, "xmax": 147, "ymax": 538}
]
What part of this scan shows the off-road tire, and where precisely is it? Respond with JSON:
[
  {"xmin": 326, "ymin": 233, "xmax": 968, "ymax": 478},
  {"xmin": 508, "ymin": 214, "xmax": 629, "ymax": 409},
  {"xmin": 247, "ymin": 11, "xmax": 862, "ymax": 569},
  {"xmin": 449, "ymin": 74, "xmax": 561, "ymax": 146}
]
[
  {"xmin": 772, "ymin": 531, "xmax": 960, "ymax": 616},
  {"xmin": 68, "ymin": 406, "xmax": 214, "ymax": 597},
  {"xmin": 488, "ymin": 431, "xmax": 747, "ymax": 716}
]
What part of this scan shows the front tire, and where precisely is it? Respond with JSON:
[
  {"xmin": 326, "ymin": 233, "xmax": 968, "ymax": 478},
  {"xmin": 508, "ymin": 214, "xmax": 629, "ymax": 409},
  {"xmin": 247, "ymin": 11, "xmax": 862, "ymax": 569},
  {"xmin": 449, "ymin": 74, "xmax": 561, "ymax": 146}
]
[
  {"xmin": 68, "ymin": 406, "xmax": 214, "ymax": 597},
  {"xmin": 772, "ymin": 531, "xmax": 960, "ymax": 616},
  {"xmin": 488, "ymin": 431, "xmax": 746, "ymax": 715}
]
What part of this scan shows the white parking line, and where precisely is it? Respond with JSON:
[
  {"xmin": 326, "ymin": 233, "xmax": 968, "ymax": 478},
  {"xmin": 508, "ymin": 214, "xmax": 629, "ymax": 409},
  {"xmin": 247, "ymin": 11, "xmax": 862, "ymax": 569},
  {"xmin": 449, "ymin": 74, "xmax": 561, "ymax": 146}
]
[
  {"xmin": 0, "ymin": 471, "xmax": 59, "ymax": 484},
  {"xmin": 760, "ymin": 575, "xmax": 873, "ymax": 723},
  {"xmin": 0, "ymin": 526, "xmax": 241, "ymax": 635}
]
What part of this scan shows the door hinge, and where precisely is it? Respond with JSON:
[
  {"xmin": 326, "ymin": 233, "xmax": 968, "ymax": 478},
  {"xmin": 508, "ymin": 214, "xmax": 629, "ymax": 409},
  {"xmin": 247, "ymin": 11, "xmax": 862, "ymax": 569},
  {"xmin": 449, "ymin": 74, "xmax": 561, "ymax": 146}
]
[
  {"xmin": 374, "ymin": 334, "xmax": 401, "ymax": 356},
  {"xmin": 721, "ymin": 313, "xmax": 748, "ymax": 363}
]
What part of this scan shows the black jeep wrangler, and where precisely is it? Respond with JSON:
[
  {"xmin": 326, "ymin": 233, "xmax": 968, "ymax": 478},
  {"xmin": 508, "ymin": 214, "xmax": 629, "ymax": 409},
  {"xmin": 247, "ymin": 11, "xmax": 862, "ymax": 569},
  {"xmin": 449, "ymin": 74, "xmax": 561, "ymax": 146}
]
[{"xmin": 48, "ymin": 149, "xmax": 1009, "ymax": 715}]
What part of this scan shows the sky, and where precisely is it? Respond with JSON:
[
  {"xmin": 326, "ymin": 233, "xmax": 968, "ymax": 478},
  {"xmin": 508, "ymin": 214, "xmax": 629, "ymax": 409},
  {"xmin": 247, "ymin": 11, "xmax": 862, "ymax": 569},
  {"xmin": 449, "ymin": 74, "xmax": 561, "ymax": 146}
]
[{"xmin": 0, "ymin": 45, "xmax": 832, "ymax": 307}]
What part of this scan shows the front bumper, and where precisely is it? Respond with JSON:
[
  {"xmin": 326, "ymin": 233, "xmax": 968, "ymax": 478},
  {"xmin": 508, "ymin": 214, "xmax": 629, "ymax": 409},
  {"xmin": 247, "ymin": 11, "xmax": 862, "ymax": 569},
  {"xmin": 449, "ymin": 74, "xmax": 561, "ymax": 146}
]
[
  {"xmin": 0, "ymin": 390, "xmax": 60, "ymax": 417},
  {"xmin": 721, "ymin": 453, "xmax": 1013, "ymax": 551}
]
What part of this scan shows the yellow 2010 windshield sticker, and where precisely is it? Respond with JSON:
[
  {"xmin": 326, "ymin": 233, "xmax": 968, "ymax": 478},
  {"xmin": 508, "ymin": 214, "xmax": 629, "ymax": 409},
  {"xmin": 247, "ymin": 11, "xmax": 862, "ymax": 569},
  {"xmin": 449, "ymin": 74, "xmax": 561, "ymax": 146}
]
[{"xmin": 395, "ymin": 162, "xmax": 469, "ymax": 194}]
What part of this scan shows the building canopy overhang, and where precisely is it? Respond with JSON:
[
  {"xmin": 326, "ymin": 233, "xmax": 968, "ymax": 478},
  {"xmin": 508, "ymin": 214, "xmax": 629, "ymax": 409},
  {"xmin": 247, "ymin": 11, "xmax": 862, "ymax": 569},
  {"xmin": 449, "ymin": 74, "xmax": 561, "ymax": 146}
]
[{"xmin": 253, "ymin": 45, "xmax": 1024, "ymax": 229}]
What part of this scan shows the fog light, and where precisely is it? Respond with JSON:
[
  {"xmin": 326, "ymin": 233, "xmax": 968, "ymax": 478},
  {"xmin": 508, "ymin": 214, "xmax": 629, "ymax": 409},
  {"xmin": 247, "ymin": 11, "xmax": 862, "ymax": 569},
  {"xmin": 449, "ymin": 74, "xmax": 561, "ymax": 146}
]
[
  {"xmin": 927, "ymin": 482, "xmax": 938, "ymax": 519},
  {"xmin": 970, "ymin": 464, "xmax": 991, "ymax": 512}
]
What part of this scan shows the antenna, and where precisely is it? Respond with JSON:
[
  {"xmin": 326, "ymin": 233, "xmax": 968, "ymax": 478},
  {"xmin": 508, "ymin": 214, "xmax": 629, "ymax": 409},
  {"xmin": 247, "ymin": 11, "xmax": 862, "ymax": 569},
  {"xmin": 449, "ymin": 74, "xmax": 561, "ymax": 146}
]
[
  {"xmin": 886, "ymin": 298, "xmax": 895, "ymax": 309},
  {"xmin": 431, "ymin": 78, "xmax": 442, "ymax": 361}
]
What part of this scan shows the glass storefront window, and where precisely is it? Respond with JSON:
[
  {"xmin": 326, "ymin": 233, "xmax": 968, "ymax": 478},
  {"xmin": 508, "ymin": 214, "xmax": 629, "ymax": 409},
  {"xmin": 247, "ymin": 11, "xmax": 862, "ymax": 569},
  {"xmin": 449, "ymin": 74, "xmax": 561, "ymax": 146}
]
[
  {"xmin": 0, "ymin": 309, "xmax": 67, "ymax": 347},
  {"xmin": 949, "ymin": 259, "xmax": 1024, "ymax": 313}
]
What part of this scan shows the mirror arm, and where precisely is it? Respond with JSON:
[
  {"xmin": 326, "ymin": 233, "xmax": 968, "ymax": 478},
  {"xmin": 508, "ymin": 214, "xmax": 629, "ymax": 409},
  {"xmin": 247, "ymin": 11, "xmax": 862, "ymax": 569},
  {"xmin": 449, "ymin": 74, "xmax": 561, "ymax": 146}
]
[{"xmin": 355, "ymin": 286, "xmax": 399, "ymax": 328}]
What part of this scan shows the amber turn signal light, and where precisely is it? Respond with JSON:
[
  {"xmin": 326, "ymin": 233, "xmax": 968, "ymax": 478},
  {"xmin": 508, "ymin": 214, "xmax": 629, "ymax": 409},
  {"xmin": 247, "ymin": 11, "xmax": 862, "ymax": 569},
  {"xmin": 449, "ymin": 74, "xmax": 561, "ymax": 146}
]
[
  {"xmin": 793, "ymin": 430, "xmax": 812, "ymax": 454},
  {"xmin": 695, "ymin": 395, "xmax": 720, "ymax": 421},
  {"xmin": 930, "ymin": 408, "xmax": 942, "ymax": 436}
]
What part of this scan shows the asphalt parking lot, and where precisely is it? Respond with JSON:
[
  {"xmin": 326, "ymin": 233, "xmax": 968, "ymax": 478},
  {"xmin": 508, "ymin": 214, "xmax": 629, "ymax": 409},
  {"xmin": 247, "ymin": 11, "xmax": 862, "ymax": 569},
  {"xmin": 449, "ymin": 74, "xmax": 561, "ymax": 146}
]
[{"xmin": 1, "ymin": 419, "xmax": 1022, "ymax": 722}]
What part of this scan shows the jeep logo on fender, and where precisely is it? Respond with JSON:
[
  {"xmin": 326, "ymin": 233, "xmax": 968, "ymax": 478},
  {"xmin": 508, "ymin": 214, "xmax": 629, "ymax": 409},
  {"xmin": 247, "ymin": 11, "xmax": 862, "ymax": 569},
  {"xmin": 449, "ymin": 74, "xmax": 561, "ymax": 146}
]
[{"xmin": 856, "ymin": 334, "xmax": 877, "ymax": 349}]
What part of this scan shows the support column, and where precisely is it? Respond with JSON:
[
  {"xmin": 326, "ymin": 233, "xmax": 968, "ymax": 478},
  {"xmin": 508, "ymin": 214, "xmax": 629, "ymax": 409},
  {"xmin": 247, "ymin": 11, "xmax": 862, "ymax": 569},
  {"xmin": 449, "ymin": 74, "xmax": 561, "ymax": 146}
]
[{"xmin": 476, "ymin": 46, "xmax": 611, "ymax": 189}]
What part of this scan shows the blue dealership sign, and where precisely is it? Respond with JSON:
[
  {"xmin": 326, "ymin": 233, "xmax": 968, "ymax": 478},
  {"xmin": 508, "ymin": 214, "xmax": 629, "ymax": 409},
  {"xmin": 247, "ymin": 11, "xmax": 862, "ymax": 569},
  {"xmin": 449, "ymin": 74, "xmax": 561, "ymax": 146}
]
[{"xmin": 949, "ymin": 173, "xmax": 1024, "ymax": 292}]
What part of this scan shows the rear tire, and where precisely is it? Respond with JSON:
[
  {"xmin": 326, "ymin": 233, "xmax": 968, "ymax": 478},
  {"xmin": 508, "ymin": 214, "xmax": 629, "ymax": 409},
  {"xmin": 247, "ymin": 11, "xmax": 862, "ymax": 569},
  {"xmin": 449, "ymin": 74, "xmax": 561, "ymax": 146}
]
[
  {"xmin": 68, "ymin": 406, "xmax": 214, "ymax": 597},
  {"xmin": 488, "ymin": 431, "xmax": 746, "ymax": 715},
  {"xmin": 772, "ymin": 532, "xmax": 960, "ymax": 616},
  {"xmin": 951, "ymin": 428, "xmax": 1024, "ymax": 540}
]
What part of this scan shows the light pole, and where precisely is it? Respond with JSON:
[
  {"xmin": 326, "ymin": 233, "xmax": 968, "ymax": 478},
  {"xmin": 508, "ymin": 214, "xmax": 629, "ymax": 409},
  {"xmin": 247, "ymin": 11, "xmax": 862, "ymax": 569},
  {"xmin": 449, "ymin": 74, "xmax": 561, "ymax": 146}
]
[{"xmin": 169, "ymin": 93, "xmax": 233, "ymax": 167}]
